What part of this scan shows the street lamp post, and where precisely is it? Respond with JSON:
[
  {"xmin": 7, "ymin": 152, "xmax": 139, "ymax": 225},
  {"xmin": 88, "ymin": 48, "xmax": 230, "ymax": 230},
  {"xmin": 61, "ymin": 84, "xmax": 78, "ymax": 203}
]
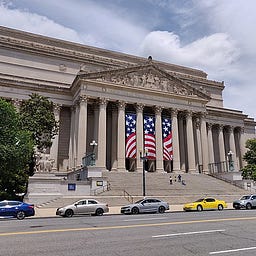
[
  {"xmin": 140, "ymin": 150, "xmax": 148, "ymax": 197},
  {"xmin": 89, "ymin": 140, "xmax": 98, "ymax": 166},
  {"xmin": 227, "ymin": 150, "xmax": 234, "ymax": 171}
]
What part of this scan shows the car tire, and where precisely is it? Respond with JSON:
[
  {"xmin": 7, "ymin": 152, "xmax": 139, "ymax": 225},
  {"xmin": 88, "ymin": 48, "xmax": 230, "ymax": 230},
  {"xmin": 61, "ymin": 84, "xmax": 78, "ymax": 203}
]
[
  {"xmin": 16, "ymin": 211, "xmax": 25, "ymax": 220},
  {"xmin": 158, "ymin": 206, "xmax": 165, "ymax": 214},
  {"xmin": 197, "ymin": 205, "xmax": 203, "ymax": 212},
  {"xmin": 246, "ymin": 203, "xmax": 252, "ymax": 210},
  {"xmin": 95, "ymin": 208, "xmax": 104, "ymax": 216},
  {"xmin": 131, "ymin": 207, "xmax": 139, "ymax": 214},
  {"xmin": 65, "ymin": 209, "xmax": 74, "ymax": 218},
  {"xmin": 218, "ymin": 204, "xmax": 224, "ymax": 211}
]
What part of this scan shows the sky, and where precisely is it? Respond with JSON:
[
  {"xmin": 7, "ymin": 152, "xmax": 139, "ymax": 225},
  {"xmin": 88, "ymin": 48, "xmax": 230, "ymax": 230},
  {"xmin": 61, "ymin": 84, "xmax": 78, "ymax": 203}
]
[{"xmin": 0, "ymin": 0, "xmax": 255, "ymax": 119}]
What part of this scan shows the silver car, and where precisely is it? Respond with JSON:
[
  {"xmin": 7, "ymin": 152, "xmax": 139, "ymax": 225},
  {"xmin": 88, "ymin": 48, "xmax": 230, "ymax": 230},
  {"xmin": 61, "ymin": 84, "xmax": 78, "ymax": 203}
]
[
  {"xmin": 56, "ymin": 199, "xmax": 109, "ymax": 217},
  {"xmin": 121, "ymin": 198, "xmax": 169, "ymax": 214}
]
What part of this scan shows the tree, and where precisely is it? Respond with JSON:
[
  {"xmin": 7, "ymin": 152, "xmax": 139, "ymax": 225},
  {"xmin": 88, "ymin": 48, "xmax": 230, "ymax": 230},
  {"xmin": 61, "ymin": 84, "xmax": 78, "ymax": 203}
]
[
  {"xmin": 241, "ymin": 138, "xmax": 256, "ymax": 181},
  {"xmin": 0, "ymin": 99, "xmax": 34, "ymax": 200}
]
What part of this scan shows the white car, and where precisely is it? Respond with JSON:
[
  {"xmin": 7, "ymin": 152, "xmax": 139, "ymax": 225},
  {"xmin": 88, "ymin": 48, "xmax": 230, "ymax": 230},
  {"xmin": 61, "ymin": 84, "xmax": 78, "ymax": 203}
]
[
  {"xmin": 121, "ymin": 198, "xmax": 169, "ymax": 214},
  {"xmin": 56, "ymin": 199, "xmax": 109, "ymax": 217}
]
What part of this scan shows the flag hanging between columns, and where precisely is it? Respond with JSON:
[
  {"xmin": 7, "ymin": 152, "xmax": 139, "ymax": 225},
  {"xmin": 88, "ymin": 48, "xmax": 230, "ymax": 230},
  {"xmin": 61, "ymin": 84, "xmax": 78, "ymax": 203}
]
[
  {"xmin": 144, "ymin": 115, "xmax": 156, "ymax": 159},
  {"xmin": 162, "ymin": 118, "xmax": 173, "ymax": 160},
  {"xmin": 125, "ymin": 113, "xmax": 136, "ymax": 158}
]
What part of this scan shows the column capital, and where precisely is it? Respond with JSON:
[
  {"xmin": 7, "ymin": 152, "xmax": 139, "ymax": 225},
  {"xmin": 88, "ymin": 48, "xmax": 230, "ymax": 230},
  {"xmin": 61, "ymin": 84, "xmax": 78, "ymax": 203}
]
[
  {"xmin": 226, "ymin": 125, "xmax": 234, "ymax": 134},
  {"xmin": 195, "ymin": 117, "xmax": 201, "ymax": 129},
  {"xmin": 185, "ymin": 110, "xmax": 193, "ymax": 119},
  {"xmin": 78, "ymin": 95, "xmax": 88, "ymax": 104},
  {"xmin": 217, "ymin": 124, "xmax": 224, "ymax": 132},
  {"xmin": 99, "ymin": 97, "xmax": 108, "ymax": 106},
  {"xmin": 154, "ymin": 105, "xmax": 163, "ymax": 115},
  {"xmin": 118, "ymin": 100, "xmax": 126, "ymax": 110},
  {"xmin": 170, "ymin": 108, "xmax": 179, "ymax": 117},
  {"xmin": 136, "ymin": 103, "xmax": 144, "ymax": 112},
  {"xmin": 207, "ymin": 122, "xmax": 213, "ymax": 130}
]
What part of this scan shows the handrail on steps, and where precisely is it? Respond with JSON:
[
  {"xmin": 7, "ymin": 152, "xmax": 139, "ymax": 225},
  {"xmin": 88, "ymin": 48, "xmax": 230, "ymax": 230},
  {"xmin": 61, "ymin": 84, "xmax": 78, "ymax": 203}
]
[
  {"xmin": 92, "ymin": 181, "xmax": 111, "ymax": 196},
  {"xmin": 123, "ymin": 190, "xmax": 134, "ymax": 203}
]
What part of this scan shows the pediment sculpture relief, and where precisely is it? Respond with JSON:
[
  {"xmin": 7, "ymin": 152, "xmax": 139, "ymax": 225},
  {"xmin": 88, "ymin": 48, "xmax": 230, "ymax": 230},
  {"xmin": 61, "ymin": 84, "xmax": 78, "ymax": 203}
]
[{"xmin": 95, "ymin": 70, "xmax": 194, "ymax": 96}]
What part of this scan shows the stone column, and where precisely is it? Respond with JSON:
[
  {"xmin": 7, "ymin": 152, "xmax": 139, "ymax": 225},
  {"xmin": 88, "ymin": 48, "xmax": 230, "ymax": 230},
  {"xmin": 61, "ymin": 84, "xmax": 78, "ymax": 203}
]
[
  {"xmin": 155, "ymin": 106, "xmax": 164, "ymax": 172},
  {"xmin": 117, "ymin": 101, "xmax": 126, "ymax": 171},
  {"xmin": 239, "ymin": 127, "xmax": 246, "ymax": 168},
  {"xmin": 179, "ymin": 114, "xmax": 186, "ymax": 171},
  {"xmin": 228, "ymin": 126, "xmax": 237, "ymax": 171},
  {"xmin": 195, "ymin": 117, "xmax": 202, "ymax": 173},
  {"xmin": 200, "ymin": 114, "xmax": 209, "ymax": 173},
  {"xmin": 186, "ymin": 111, "xmax": 196, "ymax": 172},
  {"xmin": 171, "ymin": 109, "xmax": 180, "ymax": 172},
  {"xmin": 77, "ymin": 95, "xmax": 88, "ymax": 167},
  {"xmin": 136, "ymin": 104, "xmax": 144, "ymax": 172},
  {"xmin": 207, "ymin": 123, "xmax": 214, "ymax": 163},
  {"xmin": 97, "ymin": 98, "xmax": 107, "ymax": 168},
  {"xmin": 218, "ymin": 125, "xmax": 226, "ymax": 163},
  {"xmin": 111, "ymin": 106, "xmax": 118, "ymax": 171},
  {"xmin": 73, "ymin": 102, "xmax": 80, "ymax": 168},
  {"xmin": 50, "ymin": 104, "xmax": 61, "ymax": 171},
  {"xmin": 68, "ymin": 106, "xmax": 75, "ymax": 170}
]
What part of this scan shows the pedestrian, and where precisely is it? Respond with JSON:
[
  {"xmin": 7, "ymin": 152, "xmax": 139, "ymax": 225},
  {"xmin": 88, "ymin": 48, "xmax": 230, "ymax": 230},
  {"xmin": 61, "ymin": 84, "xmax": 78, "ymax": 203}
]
[
  {"xmin": 178, "ymin": 174, "xmax": 182, "ymax": 182},
  {"xmin": 169, "ymin": 176, "xmax": 173, "ymax": 185}
]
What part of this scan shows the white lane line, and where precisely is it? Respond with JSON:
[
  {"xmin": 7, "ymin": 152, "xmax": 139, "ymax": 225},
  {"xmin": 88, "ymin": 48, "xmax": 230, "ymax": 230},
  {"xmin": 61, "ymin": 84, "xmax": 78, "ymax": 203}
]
[
  {"xmin": 209, "ymin": 246, "xmax": 256, "ymax": 255},
  {"xmin": 124, "ymin": 217, "xmax": 168, "ymax": 222},
  {"xmin": 152, "ymin": 229, "xmax": 225, "ymax": 238}
]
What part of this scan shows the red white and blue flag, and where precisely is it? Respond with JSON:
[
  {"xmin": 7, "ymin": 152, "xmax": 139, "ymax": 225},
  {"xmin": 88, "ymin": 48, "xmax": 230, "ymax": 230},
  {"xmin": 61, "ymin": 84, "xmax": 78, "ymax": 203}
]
[
  {"xmin": 162, "ymin": 118, "xmax": 173, "ymax": 160},
  {"xmin": 144, "ymin": 115, "xmax": 156, "ymax": 159},
  {"xmin": 125, "ymin": 113, "xmax": 136, "ymax": 158}
]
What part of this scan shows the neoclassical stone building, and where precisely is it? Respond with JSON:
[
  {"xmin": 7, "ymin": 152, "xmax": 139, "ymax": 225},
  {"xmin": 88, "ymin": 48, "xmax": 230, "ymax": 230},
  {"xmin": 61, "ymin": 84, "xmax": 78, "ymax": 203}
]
[{"xmin": 0, "ymin": 26, "xmax": 255, "ymax": 174}]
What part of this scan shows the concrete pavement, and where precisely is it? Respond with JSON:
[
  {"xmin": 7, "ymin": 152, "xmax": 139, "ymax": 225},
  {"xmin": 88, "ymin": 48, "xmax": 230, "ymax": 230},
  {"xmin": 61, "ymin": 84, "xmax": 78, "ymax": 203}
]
[{"xmin": 34, "ymin": 203, "xmax": 234, "ymax": 218}]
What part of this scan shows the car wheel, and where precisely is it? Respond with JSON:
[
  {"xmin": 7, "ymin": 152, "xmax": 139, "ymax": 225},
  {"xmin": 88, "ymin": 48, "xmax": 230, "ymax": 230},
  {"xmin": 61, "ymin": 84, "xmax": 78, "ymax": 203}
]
[
  {"xmin": 197, "ymin": 205, "xmax": 203, "ymax": 212},
  {"xmin": 131, "ymin": 207, "xmax": 139, "ymax": 214},
  {"xmin": 95, "ymin": 208, "xmax": 104, "ymax": 216},
  {"xmin": 246, "ymin": 203, "xmax": 252, "ymax": 210},
  {"xmin": 65, "ymin": 209, "xmax": 74, "ymax": 218},
  {"xmin": 218, "ymin": 204, "xmax": 224, "ymax": 211},
  {"xmin": 16, "ymin": 211, "xmax": 25, "ymax": 220},
  {"xmin": 158, "ymin": 206, "xmax": 165, "ymax": 214}
]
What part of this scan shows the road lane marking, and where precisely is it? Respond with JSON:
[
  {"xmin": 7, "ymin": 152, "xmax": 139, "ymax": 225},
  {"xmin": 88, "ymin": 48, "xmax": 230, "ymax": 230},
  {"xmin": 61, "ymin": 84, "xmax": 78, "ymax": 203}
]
[
  {"xmin": 152, "ymin": 229, "xmax": 225, "ymax": 238},
  {"xmin": 0, "ymin": 216, "xmax": 256, "ymax": 237},
  {"xmin": 124, "ymin": 217, "xmax": 167, "ymax": 222},
  {"xmin": 209, "ymin": 246, "xmax": 256, "ymax": 254}
]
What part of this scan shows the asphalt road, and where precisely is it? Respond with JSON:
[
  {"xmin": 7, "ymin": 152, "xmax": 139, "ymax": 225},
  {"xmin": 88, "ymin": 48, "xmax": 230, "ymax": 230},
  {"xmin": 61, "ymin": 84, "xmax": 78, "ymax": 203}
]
[{"xmin": 1, "ymin": 210, "xmax": 256, "ymax": 256}]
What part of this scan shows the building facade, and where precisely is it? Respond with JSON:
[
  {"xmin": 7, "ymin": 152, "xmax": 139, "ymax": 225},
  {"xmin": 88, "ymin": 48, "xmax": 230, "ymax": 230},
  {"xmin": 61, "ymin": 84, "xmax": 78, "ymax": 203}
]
[{"xmin": 0, "ymin": 26, "xmax": 255, "ymax": 174}]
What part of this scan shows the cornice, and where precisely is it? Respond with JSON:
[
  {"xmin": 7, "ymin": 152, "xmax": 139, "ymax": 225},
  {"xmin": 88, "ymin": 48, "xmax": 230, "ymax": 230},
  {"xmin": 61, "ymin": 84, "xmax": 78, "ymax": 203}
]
[{"xmin": 0, "ymin": 26, "xmax": 209, "ymax": 79}]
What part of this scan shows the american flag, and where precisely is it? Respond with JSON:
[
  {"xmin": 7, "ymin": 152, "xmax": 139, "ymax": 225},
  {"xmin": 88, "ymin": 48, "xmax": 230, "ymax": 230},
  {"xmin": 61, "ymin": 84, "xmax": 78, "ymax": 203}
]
[
  {"xmin": 162, "ymin": 118, "xmax": 173, "ymax": 160},
  {"xmin": 125, "ymin": 113, "xmax": 136, "ymax": 158},
  {"xmin": 144, "ymin": 115, "xmax": 156, "ymax": 159}
]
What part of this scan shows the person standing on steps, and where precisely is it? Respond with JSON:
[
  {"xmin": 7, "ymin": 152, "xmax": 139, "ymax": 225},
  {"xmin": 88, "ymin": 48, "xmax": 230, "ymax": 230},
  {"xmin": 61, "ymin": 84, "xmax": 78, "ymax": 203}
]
[{"xmin": 169, "ymin": 176, "xmax": 173, "ymax": 185}]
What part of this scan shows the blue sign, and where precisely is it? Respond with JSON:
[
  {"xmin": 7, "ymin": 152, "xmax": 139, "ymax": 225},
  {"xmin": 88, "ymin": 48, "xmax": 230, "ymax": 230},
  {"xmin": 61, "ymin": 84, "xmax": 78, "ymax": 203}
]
[{"xmin": 68, "ymin": 183, "xmax": 76, "ymax": 191}]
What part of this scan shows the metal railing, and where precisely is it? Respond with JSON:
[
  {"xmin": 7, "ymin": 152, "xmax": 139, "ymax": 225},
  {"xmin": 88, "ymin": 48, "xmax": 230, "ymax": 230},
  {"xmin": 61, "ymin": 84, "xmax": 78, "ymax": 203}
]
[
  {"xmin": 208, "ymin": 161, "xmax": 228, "ymax": 174},
  {"xmin": 123, "ymin": 190, "xmax": 134, "ymax": 203},
  {"xmin": 92, "ymin": 182, "xmax": 111, "ymax": 196}
]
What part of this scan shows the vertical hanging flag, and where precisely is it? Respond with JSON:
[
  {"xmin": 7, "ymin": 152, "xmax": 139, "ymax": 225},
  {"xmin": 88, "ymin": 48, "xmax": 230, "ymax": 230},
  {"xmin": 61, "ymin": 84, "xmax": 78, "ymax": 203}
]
[
  {"xmin": 125, "ymin": 113, "xmax": 136, "ymax": 158},
  {"xmin": 144, "ymin": 115, "xmax": 156, "ymax": 159},
  {"xmin": 162, "ymin": 117, "xmax": 173, "ymax": 160}
]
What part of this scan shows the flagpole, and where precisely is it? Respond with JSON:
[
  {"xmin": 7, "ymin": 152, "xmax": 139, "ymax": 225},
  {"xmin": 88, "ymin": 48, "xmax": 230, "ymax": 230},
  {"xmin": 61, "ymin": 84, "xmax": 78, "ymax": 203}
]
[{"xmin": 140, "ymin": 149, "xmax": 148, "ymax": 197}]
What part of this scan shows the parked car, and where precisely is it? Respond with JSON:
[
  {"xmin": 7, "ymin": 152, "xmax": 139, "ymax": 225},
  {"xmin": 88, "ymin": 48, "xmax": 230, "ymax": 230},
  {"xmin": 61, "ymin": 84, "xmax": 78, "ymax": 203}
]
[
  {"xmin": 56, "ymin": 199, "xmax": 109, "ymax": 217},
  {"xmin": 0, "ymin": 200, "xmax": 35, "ymax": 220},
  {"xmin": 183, "ymin": 197, "xmax": 227, "ymax": 212},
  {"xmin": 121, "ymin": 198, "xmax": 169, "ymax": 214},
  {"xmin": 233, "ymin": 194, "xmax": 256, "ymax": 209}
]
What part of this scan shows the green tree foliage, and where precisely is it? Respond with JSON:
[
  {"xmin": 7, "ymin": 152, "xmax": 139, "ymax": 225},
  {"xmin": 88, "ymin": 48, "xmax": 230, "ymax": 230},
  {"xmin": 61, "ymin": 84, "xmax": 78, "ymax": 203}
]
[
  {"xmin": 19, "ymin": 93, "xmax": 59, "ymax": 150},
  {"xmin": 0, "ymin": 99, "xmax": 34, "ymax": 200},
  {"xmin": 241, "ymin": 138, "xmax": 256, "ymax": 181}
]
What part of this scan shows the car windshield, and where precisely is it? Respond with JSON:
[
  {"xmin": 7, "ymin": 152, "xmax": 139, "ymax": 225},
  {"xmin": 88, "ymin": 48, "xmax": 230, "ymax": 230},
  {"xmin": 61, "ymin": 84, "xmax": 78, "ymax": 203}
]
[
  {"xmin": 194, "ymin": 199, "xmax": 204, "ymax": 202},
  {"xmin": 134, "ymin": 199, "xmax": 144, "ymax": 204},
  {"xmin": 240, "ymin": 195, "xmax": 250, "ymax": 200}
]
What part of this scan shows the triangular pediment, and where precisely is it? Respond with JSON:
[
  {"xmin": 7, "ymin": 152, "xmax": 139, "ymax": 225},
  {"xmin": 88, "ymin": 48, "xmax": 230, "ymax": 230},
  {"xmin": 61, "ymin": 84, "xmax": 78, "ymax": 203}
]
[{"xmin": 77, "ymin": 62, "xmax": 210, "ymax": 100}]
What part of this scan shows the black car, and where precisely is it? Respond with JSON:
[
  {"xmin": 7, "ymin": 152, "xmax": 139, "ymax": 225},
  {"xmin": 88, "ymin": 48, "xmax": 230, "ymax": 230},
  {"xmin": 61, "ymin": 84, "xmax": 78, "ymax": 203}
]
[{"xmin": 0, "ymin": 200, "xmax": 35, "ymax": 220}]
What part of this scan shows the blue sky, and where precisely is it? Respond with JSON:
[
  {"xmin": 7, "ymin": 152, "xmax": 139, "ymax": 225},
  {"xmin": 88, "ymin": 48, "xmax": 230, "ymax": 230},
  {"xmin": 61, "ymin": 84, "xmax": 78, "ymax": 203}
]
[{"xmin": 1, "ymin": 0, "xmax": 256, "ymax": 119}]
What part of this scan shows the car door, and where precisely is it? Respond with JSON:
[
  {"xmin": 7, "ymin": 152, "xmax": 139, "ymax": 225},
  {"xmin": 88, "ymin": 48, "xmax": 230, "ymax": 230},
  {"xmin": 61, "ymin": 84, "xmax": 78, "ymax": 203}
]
[
  {"xmin": 87, "ymin": 200, "xmax": 98, "ymax": 214},
  {"xmin": 204, "ymin": 198, "xmax": 216, "ymax": 210},
  {"xmin": 0, "ymin": 202, "xmax": 8, "ymax": 216},
  {"xmin": 74, "ymin": 200, "xmax": 87, "ymax": 214},
  {"xmin": 7, "ymin": 201, "xmax": 20, "ymax": 216},
  {"xmin": 251, "ymin": 195, "xmax": 256, "ymax": 207}
]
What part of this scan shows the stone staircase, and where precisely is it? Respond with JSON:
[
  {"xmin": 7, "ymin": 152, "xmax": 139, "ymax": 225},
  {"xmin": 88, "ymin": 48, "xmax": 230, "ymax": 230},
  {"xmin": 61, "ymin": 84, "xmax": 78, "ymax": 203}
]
[{"xmin": 40, "ymin": 171, "xmax": 247, "ymax": 208}]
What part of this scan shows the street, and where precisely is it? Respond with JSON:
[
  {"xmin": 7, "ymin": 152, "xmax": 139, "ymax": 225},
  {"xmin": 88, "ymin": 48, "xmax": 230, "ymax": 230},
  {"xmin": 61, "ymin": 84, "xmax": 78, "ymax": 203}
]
[{"xmin": 1, "ymin": 210, "xmax": 256, "ymax": 256}]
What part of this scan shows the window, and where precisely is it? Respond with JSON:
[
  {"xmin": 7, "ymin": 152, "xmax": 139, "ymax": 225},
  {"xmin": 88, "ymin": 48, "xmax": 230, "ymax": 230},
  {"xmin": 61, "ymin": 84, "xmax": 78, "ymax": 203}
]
[
  {"xmin": 205, "ymin": 198, "xmax": 215, "ymax": 202},
  {"xmin": 88, "ymin": 200, "xmax": 97, "ymax": 204},
  {"xmin": 8, "ymin": 201, "xmax": 20, "ymax": 206}
]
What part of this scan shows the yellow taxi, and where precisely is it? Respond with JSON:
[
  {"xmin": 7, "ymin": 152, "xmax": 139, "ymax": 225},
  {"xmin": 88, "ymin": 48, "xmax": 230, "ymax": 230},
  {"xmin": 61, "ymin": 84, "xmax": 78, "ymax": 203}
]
[{"xmin": 183, "ymin": 197, "xmax": 227, "ymax": 212}]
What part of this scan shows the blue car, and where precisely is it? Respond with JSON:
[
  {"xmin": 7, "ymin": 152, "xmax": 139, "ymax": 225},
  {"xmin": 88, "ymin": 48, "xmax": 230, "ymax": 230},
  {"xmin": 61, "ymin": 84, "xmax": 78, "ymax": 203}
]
[{"xmin": 0, "ymin": 200, "xmax": 35, "ymax": 220}]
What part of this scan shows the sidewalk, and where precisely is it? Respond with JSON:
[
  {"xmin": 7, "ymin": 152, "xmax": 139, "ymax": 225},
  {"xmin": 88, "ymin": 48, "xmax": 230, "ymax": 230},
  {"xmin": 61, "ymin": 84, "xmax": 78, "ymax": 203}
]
[{"xmin": 34, "ymin": 203, "xmax": 233, "ymax": 218}]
